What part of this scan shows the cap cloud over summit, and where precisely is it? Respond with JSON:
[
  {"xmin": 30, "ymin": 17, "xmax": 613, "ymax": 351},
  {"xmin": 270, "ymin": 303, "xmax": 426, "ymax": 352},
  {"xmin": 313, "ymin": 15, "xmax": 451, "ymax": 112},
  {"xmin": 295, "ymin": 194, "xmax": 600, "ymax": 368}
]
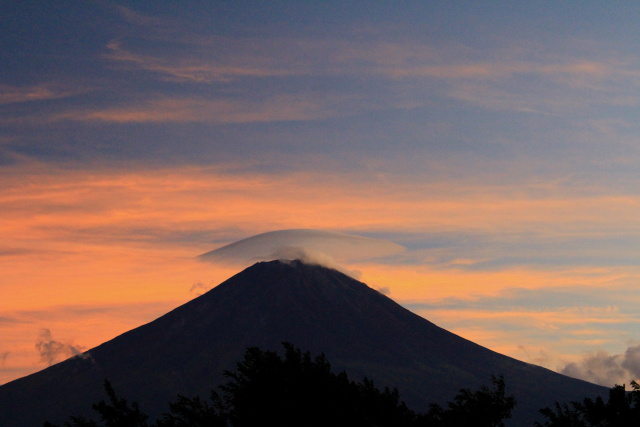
[{"xmin": 198, "ymin": 229, "xmax": 405, "ymax": 277}]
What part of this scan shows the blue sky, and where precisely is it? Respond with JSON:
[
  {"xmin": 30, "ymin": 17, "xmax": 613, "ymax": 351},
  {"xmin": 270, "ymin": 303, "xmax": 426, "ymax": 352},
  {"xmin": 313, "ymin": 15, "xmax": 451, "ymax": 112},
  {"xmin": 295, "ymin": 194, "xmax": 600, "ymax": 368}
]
[{"xmin": 2, "ymin": 1, "xmax": 640, "ymax": 387}]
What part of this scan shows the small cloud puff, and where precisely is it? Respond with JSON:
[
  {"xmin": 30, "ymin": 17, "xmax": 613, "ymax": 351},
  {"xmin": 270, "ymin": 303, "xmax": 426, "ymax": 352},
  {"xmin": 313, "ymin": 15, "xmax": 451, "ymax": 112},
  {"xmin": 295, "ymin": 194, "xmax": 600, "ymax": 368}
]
[
  {"xmin": 35, "ymin": 328, "xmax": 85, "ymax": 366},
  {"xmin": 559, "ymin": 343, "xmax": 640, "ymax": 387},
  {"xmin": 189, "ymin": 281, "xmax": 210, "ymax": 296}
]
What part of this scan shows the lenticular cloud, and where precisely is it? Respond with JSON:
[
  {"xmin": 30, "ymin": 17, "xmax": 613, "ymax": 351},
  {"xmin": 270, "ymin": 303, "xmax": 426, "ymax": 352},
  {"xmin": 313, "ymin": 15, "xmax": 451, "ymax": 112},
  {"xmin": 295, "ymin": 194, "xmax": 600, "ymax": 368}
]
[{"xmin": 198, "ymin": 229, "xmax": 404, "ymax": 277}]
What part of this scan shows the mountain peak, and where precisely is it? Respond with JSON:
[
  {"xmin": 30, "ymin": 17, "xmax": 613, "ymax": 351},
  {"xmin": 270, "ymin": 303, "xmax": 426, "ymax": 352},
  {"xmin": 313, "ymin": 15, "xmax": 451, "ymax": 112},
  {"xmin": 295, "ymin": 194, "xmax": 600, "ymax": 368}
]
[{"xmin": 0, "ymin": 260, "xmax": 606, "ymax": 426}]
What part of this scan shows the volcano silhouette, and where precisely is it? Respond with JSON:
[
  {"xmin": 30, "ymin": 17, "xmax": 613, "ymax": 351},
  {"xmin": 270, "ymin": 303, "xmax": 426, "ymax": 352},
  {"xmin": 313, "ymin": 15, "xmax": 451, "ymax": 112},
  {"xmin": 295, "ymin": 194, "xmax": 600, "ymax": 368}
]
[{"xmin": 0, "ymin": 260, "xmax": 605, "ymax": 426}]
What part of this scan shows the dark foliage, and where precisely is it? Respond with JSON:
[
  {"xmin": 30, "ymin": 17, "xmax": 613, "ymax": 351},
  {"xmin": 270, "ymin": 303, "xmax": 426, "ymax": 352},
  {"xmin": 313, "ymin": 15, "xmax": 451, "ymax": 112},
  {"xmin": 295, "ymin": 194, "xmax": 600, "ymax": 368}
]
[
  {"xmin": 45, "ymin": 343, "xmax": 515, "ymax": 427},
  {"xmin": 536, "ymin": 380, "xmax": 640, "ymax": 426},
  {"xmin": 417, "ymin": 375, "xmax": 516, "ymax": 427},
  {"xmin": 155, "ymin": 393, "xmax": 227, "ymax": 427},
  {"xmin": 44, "ymin": 379, "xmax": 149, "ymax": 427},
  {"xmin": 218, "ymin": 342, "xmax": 416, "ymax": 426}
]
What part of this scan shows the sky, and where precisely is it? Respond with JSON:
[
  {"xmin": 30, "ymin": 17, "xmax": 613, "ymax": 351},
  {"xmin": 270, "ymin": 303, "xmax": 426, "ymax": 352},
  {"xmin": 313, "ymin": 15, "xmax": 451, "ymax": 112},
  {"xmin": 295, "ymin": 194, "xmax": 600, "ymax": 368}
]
[{"xmin": 2, "ymin": 0, "xmax": 640, "ymax": 388}]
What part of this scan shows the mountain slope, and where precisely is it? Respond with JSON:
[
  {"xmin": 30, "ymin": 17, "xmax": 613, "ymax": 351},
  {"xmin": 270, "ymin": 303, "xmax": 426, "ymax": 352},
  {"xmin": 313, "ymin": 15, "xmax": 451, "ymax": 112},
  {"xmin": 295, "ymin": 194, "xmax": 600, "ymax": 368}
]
[{"xmin": 0, "ymin": 260, "xmax": 605, "ymax": 426}]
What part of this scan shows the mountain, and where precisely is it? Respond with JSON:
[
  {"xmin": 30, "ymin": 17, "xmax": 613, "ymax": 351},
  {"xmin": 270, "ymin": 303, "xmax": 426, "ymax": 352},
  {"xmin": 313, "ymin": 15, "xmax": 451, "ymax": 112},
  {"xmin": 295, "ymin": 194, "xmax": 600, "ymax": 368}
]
[{"xmin": 0, "ymin": 260, "xmax": 605, "ymax": 426}]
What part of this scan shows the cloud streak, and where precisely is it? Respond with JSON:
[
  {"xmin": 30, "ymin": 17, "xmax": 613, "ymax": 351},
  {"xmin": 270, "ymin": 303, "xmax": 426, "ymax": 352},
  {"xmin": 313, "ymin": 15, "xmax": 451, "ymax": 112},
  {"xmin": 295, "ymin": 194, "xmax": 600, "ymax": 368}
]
[
  {"xmin": 99, "ymin": 27, "xmax": 640, "ymax": 119},
  {"xmin": 0, "ymin": 84, "xmax": 76, "ymax": 105},
  {"xmin": 104, "ymin": 40, "xmax": 296, "ymax": 83},
  {"xmin": 51, "ymin": 95, "xmax": 343, "ymax": 124}
]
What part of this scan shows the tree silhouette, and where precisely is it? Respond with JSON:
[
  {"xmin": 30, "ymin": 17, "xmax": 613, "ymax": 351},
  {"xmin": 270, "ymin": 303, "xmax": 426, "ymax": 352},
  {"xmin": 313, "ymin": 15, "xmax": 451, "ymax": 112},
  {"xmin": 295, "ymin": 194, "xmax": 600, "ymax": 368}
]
[
  {"xmin": 416, "ymin": 375, "xmax": 515, "ymax": 427},
  {"xmin": 44, "ymin": 379, "xmax": 149, "ymax": 427},
  {"xmin": 218, "ymin": 342, "xmax": 415, "ymax": 426},
  {"xmin": 536, "ymin": 380, "xmax": 640, "ymax": 426},
  {"xmin": 155, "ymin": 393, "xmax": 226, "ymax": 427},
  {"xmin": 45, "ymin": 343, "xmax": 516, "ymax": 427}
]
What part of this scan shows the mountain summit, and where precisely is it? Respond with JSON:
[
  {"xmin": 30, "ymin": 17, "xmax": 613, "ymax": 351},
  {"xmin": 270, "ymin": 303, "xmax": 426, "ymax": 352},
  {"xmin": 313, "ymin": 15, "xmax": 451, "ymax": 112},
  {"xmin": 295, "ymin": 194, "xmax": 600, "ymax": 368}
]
[{"xmin": 0, "ymin": 260, "xmax": 604, "ymax": 426}]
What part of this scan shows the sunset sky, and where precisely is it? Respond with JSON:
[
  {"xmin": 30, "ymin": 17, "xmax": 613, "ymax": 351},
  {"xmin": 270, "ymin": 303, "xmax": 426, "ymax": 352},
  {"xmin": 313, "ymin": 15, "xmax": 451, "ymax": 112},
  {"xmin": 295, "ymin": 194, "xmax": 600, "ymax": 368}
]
[{"xmin": 3, "ymin": 1, "xmax": 640, "ymax": 388}]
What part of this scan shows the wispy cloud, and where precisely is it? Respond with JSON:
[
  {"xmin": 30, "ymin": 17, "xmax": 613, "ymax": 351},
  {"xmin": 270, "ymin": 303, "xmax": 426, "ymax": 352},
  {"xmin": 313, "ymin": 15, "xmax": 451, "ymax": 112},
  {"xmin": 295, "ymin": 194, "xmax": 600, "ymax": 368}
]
[
  {"xmin": 6, "ymin": 26, "xmax": 640, "ymax": 131},
  {"xmin": 0, "ymin": 247, "xmax": 34, "ymax": 257},
  {"xmin": 35, "ymin": 328, "xmax": 84, "ymax": 366},
  {"xmin": 0, "ymin": 316, "xmax": 26, "ymax": 325},
  {"xmin": 0, "ymin": 352, "xmax": 8, "ymax": 366},
  {"xmin": 51, "ymin": 95, "xmax": 342, "ymax": 124},
  {"xmin": 98, "ymin": 16, "xmax": 640, "ymax": 116},
  {"xmin": 189, "ymin": 281, "xmax": 210, "ymax": 296},
  {"xmin": 105, "ymin": 40, "xmax": 296, "ymax": 83},
  {"xmin": 0, "ymin": 84, "xmax": 76, "ymax": 105},
  {"xmin": 111, "ymin": 4, "xmax": 169, "ymax": 28},
  {"xmin": 381, "ymin": 59, "xmax": 615, "ymax": 81},
  {"xmin": 104, "ymin": 31, "xmax": 634, "ymax": 88}
]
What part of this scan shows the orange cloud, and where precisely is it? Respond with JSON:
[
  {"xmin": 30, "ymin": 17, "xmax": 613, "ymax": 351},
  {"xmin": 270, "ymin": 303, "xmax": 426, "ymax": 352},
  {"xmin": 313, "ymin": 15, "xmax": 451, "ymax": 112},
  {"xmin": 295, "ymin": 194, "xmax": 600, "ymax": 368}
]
[
  {"xmin": 49, "ymin": 94, "xmax": 343, "ymax": 124},
  {"xmin": 3, "ymin": 162, "xmax": 640, "ymax": 259},
  {"xmin": 385, "ymin": 59, "xmax": 616, "ymax": 81}
]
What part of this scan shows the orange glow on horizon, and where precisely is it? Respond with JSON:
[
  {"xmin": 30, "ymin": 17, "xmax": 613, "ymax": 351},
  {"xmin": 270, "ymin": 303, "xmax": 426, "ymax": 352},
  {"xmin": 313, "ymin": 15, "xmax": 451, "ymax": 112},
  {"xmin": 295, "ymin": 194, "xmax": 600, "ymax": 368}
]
[{"xmin": 2, "ymin": 163, "xmax": 640, "ymax": 385}]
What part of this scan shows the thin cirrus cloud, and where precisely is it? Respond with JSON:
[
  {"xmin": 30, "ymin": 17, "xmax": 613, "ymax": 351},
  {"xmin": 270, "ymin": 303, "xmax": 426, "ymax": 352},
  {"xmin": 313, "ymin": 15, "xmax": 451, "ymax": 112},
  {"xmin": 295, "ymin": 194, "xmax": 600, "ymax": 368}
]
[
  {"xmin": 5, "ymin": 22, "xmax": 637, "ymax": 133},
  {"xmin": 96, "ymin": 18, "xmax": 640, "ymax": 122},
  {"xmin": 379, "ymin": 58, "xmax": 615, "ymax": 82},
  {"xmin": 102, "ymin": 22, "xmax": 624, "ymax": 85},
  {"xmin": 6, "ymin": 90, "xmax": 418, "ymax": 126},
  {"xmin": 100, "ymin": 28, "xmax": 640, "ymax": 108},
  {"xmin": 0, "ymin": 84, "xmax": 77, "ymax": 105},
  {"xmin": 104, "ymin": 40, "xmax": 297, "ymax": 83},
  {"xmin": 51, "ymin": 95, "xmax": 342, "ymax": 124}
]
